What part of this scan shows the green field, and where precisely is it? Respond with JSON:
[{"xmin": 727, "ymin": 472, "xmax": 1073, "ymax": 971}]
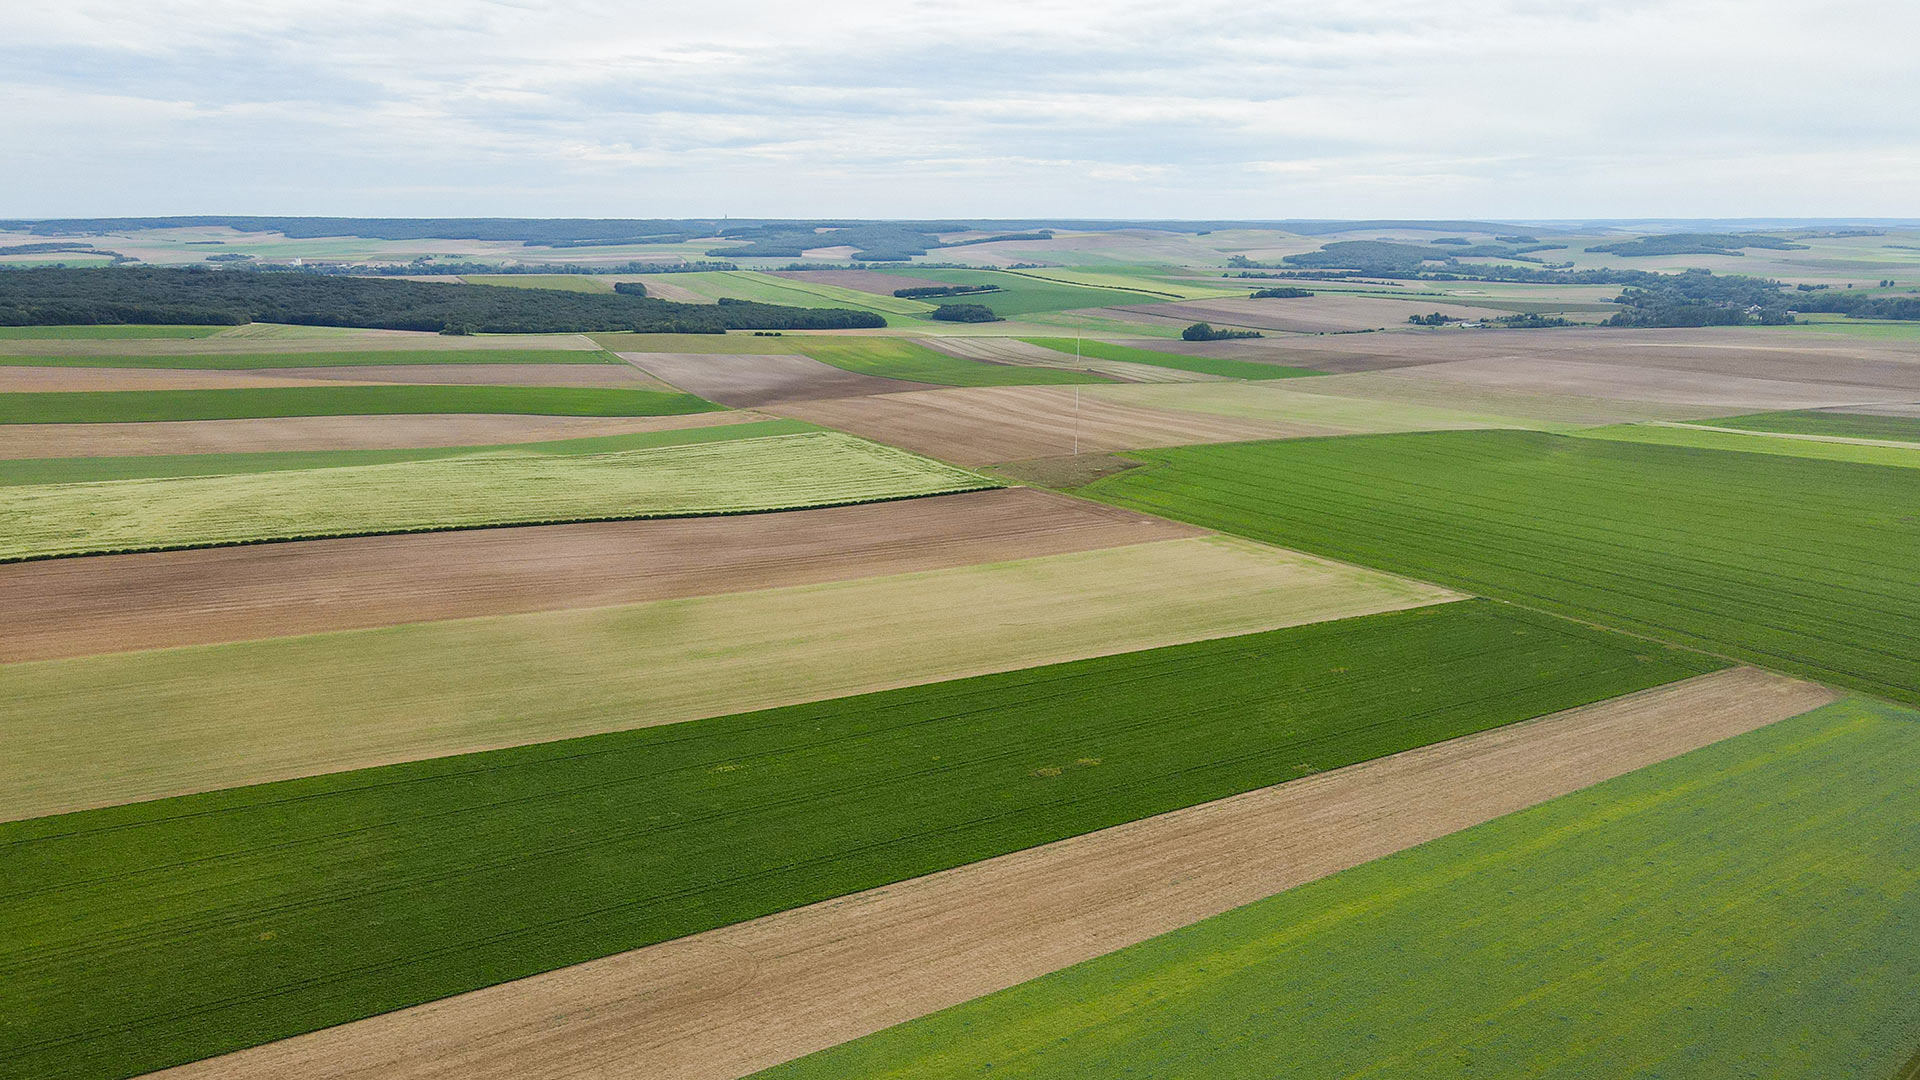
[
  {"xmin": 0, "ymin": 600, "xmax": 1720, "ymax": 1080},
  {"xmin": 757, "ymin": 698, "xmax": 1920, "ymax": 1080},
  {"xmin": 795, "ymin": 336, "xmax": 1111, "ymax": 386},
  {"xmin": 871, "ymin": 268, "xmax": 1166, "ymax": 316},
  {"xmin": 0, "ymin": 325, "xmax": 230, "ymax": 340},
  {"xmin": 0, "ymin": 384, "xmax": 715, "ymax": 423},
  {"xmin": 0, "ymin": 418, "xmax": 814, "ymax": 485},
  {"xmin": 1577, "ymin": 422, "xmax": 1920, "ymax": 470},
  {"xmin": 0, "ymin": 430, "xmax": 986, "ymax": 560},
  {"xmin": 1084, "ymin": 430, "xmax": 1920, "ymax": 703},
  {"xmin": 1701, "ymin": 409, "xmax": 1920, "ymax": 443},
  {"xmin": 1021, "ymin": 337, "xmax": 1321, "ymax": 380},
  {"xmin": 461, "ymin": 274, "xmax": 614, "ymax": 292},
  {"xmin": 0, "ymin": 348, "xmax": 616, "ymax": 369}
]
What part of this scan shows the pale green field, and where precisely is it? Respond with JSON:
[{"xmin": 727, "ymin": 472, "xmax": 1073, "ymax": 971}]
[
  {"xmin": 461, "ymin": 274, "xmax": 615, "ymax": 293},
  {"xmin": 1576, "ymin": 422, "xmax": 1920, "ymax": 469},
  {"xmin": 0, "ymin": 431, "xmax": 990, "ymax": 561}
]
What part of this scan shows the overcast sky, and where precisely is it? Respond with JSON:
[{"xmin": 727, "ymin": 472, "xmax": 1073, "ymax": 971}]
[{"xmin": 6, "ymin": 0, "xmax": 1916, "ymax": 220}]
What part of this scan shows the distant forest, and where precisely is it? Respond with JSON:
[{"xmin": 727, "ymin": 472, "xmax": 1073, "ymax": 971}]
[
  {"xmin": 1584, "ymin": 233, "xmax": 1809, "ymax": 257},
  {"xmin": 0, "ymin": 268, "xmax": 885, "ymax": 333}
]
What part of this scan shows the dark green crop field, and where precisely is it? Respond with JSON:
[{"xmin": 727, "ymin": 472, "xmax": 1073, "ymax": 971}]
[
  {"xmin": 1021, "ymin": 337, "xmax": 1322, "ymax": 380},
  {"xmin": 0, "ymin": 348, "xmax": 620, "ymax": 369},
  {"xmin": 756, "ymin": 698, "xmax": 1920, "ymax": 1080},
  {"xmin": 0, "ymin": 384, "xmax": 719, "ymax": 423},
  {"xmin": 0, "ymin": 600, "xmax": 1717, "ymax": 1080},
  {"xmin": 1704, "ymin": 409, "xmax": 1920, "ymax": 443},
  {"xmin": 0, "ymin": 418, "xmax": 815, "ymax": 486},
  {"xmin": 1085, "ymin": 430, "xmax": 1920, "ymax": 703}
]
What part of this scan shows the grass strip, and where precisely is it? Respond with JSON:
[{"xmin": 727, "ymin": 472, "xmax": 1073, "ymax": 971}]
[
  {"xmin": 756, "ymin": 698, "xmax": 1920, "ymax": 1080},
  {"xmin": 0, "ymin": 384, "xmax": 718, "ymax": 423},
  {"xmin": 0, "ymin": 418, "xmax": 816, "ymax": 486},
  {"xmin": 1020, "ymin": 337, "xmax": 1321, "ymax": 380},
  {"xmin": 0, "ymin": 325, "xmax": 229, "ymax": 340},
  {"xmin": 0, "ymin": 600, "xmax": 1720, "ymax": 1080},
  {"xmin": 1084, "ymin": 429, "xmax": 1920, "ymax": 703},
  {"xmin": 0, "ymin": 429, "xmax": 986, "ymax": 560},
  {"xmin": 0, "ymin": 348, "xmax": 620, "ymax": 369}
]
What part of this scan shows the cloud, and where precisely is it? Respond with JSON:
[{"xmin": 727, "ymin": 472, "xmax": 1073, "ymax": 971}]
[{"xmin": 4, "ymin": 0, "xmax": 1917, "ymax": 217}]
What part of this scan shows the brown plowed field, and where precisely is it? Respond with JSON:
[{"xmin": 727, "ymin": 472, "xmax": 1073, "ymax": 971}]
[
  {"xmin": 769, "ymin": 385, "xmax": 1293, "ymax": 465},
  {"xmin": 149, "ymin": 668, "xmax": 1836, "ymax": 1080},
  {"xmin": 0, "ymin": 411, "xmax": 762, "ymax": 459},
  {"xmin": 619, "ymin": 352, "xmax": 941, "ymax": 406},
  {"xmin": 0, "ymin": 488, "xmax": 1200, "ymax": 662},
  {"xmin": 766, "ymin": 269, "xmax": 945, "ymax": 295}
]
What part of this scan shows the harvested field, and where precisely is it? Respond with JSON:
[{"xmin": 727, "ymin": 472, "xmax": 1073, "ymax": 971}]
[
  {"xmin": 1022, "ymin": 338, "xmax": 1322, "ymax": 381},
  {"xmin": 618, "ymin": 276, "xmax": 706, "ymax": 303},
  {"xmin": 147, "ymin": 668, "xmax": 1826, "ymax": 1080},
  {"xmin": 619, "ymin": 351, "xmax": 942, "ymax": 406},
  {"xmin": 923, "ymin": 337, "xmax": 1218, "ymax": 383},
  {"xmin": 794, "ymin": 337, "xmax": 1108, "ymax": 387},
  {"xmin": 1086, "ymin": 382, "xmax": 1525, "ymax": 435},
  {"xmin": 0, "ymin": 536, "xmax": 1461, "ymax": 817},
  {"xmin": 0, "ymin": 488, "xmax": 1199, "ymax": 661},
  {"xmin": 769, "ymin": 386, "xmax": 1295, "ymax": 466},
  {"xmin": 1350, "ymin": 355, "xmax": 1917, "ymax": 414},
  {"xmin": 0, "ymin": 431, "xmax": 987, "ymax": 561},
  {"xmin": 0, "ymin": 411, "xmax": 760, "ymax": 459},
  {"xmin": 1087, "ymin": 429, "xmax": 1920, "ymax": 703},
  {"xmin": 760, "ymin": 695, "xmax": 1918, "ymax": 1080},
  {"xmin": 260, "ymin": 363, "xmax": 672, "ymax": 388},
  {"xmin": 766, "ymin": 269, "xmax": 946, "ymax": 295},
  {"xmin": 1110, "ymin": 295, "xmax": 1512, "ymax": 334},
  {"xmin": 3, "ymin": 601, "xmax": 1713, "ymax": 1079},
  {"xmin": 0, "ymin": 367, "xmax": 379, "ymax": 392}
]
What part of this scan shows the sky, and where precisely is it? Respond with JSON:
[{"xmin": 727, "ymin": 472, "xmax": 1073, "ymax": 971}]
[{"xmin": 6, "ymin": 0, "xmax": 1917, "ymax": 220}]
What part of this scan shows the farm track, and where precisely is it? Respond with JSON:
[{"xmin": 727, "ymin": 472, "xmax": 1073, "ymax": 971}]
[
  {"xmin": 0, "ymin": 488, "xmax": 1201, "ymax": 662},
  {"xmin": 0, "ymin": 411, "xmax": 762, "ymax": 459},
  {"xmin": 769, "ymin": 385, "xmax": 1295, "ymax": 465},
  {"xmin": 143, "ymin": 668, "xmax": 1834, "ymax": 1080}
]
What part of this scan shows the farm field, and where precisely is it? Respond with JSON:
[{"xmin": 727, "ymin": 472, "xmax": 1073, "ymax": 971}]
[
  {"xmin": 0, "ymin": 325, "xmax": 603, "ymax": 356},
  {"xmin": 617, "ymin": 350, "xmax": 945, "ymax": 406},
  {"xmin": 0, "ymin": 324, "xmax": 230, "ymax": 339},
  {"xmin": 0, "ymin": 415, "xmax": 807, "ymax": 485},
  {"xmin": 1021, "ymin": 336, "xmax": 1322, "ymax": 380},
  {"xmin": 1109, "ymin": 294, "xmax": 1516, "ymax": 334},
  {"xmin": 922, "ymin": 336, "xmax": 1205, "ymax": 384},
  {"xmin": 0, "ymin": 360, "xmax": 665, "ymax": 392},
  {"xmin": 0, "ymin": 487, "xmax": 1193, "ymax": 661},
  {"xmin": 0, "ymin": 430, "xmax": 987, "ymax": 560},
  {"xmin": 793, "ymin": 335, "xmax": 1111, "ymax": 386},
  {"xmin": 0, "ymin": 347, "xmax": 616, "ymax": 368},
  {"xmin": 0, "ymin": 383, "xmax": 716, "ymax": 423},
  {"xmin": 1084, "ymin": 430, "xmax": 1920, "ymax": 702},
  {"xmin": 1577, "ymin": 421, "xmax": 1920, "ymax": 469},
  {"xmin": 0, "ymin": 536, "xmax": 1458, "ymax": 816},
  {"xmin": 755, "ymin": 696, "xmax": 1920, "ymax": 1080},
  {"xmin": 866, "ymin": 267, "xmax": 1166, "ymax": 315},
  {"xmin": 149, "ymin": 666, "xmax": 1830, "ymax": 1080},
  {"xmin": 0, "ymin": 409, "xmax": 757, "ymax": 458},
  {"xmin": 1703, "ymin": 408, "xmax": 1920, "ymax": 442},
  {"xmin": 768, "ymin": 384, "xmax": 1298, "ymax": 465},
  {"xmin": 0, "ymin": 600, "xmax": 1720, "ymax": 1080}
]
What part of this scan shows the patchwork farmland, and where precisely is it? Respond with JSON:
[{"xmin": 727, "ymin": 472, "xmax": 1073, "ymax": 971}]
[{"xmin": 0, "ymin": 218, "xmax": 1917, "ymax": 1080}]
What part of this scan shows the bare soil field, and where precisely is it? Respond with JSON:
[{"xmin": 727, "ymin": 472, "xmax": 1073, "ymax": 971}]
[
  {"xmin": 0, "ymin": 328, "xmax": 601, "ymax": 357},
  {"xmin": 0, "ymin": 411, "xmax": 763, "ymax": 459},
  {"xmin": 1110, "ymin": 295, "xmax": 1513, "ymax": 334},
  {"xmin": 1835, "ymin": 402, "xmax": 1920, "ymax": 417},
  {"xmin": 767, "ymin": 269, "xmax": 945, "ymax": 295},
  {"xmin": 620, "ymin": 351, "xmax": 942, "ymax": 407},
  {"xmin": 769, "ymin": 386, "xmax": 1294, "ymax": 465},
  {"xmin": 925, "ymin": 337, "xmax": 1221, "ymax": 383},
  {"xmin": 2, "ymin": 537, "xmax": 1458, "ymax": 818},
  {"xmin": 0, "ymin": 489, "xmax": 1198, "ymax": 662},
  {"xmin": 149, "ymin": 667, "xmax": 1836, "ymax": 1080},
  {"xmin": 1375, "ymin": 355, "xmax": 1913, "ymax": 412}
]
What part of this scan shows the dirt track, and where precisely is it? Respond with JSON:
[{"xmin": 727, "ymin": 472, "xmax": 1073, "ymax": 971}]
[
  {"xmin": 0, "ymin": 411, "xmax": 761, "ymax": 459},
  {"xmin": 770, "ymin": 385, "xmax": 1293, "ymax": 465},
  {"xmin": 0, "ymin": 489, "xmax": 1201, "ymax": 661},
  {"xmin": 148, "ymin": 667, "xmax": 1836, "ymax": 1080},
  {"xmin": 619, "ymin": 351, "xmax": 941, "ymax": 406}
]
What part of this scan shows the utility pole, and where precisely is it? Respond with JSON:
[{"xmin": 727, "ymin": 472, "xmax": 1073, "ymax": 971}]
[{"xmin": 1073, "ymin": 315, "xmax": 1083, "ymax": 455}]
